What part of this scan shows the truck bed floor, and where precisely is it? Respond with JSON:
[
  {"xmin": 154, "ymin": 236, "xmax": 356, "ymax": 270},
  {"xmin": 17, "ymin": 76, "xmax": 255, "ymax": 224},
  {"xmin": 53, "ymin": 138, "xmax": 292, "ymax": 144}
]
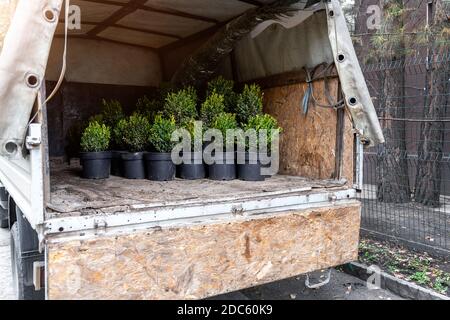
[{"xmin": 47, "ymin": 163, "xmax": 349, "ymax": 218}]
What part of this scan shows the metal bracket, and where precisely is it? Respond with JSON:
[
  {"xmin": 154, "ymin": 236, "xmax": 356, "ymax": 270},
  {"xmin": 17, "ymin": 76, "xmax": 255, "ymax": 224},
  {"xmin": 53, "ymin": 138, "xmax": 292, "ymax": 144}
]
[
  {"xmin": 26, "ymin": 136, "xmax": 41, "ymax": 150},
  {"xmin": 305, "ymin": 269, "xmax": 332, "ymax": 289},
  {"xmin": 26, "ymin": 124, "xmax": 42, "ymax": 150}
]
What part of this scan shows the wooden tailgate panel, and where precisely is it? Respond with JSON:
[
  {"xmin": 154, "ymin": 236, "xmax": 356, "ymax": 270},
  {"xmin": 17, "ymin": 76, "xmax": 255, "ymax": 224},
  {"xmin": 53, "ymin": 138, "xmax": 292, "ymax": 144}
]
[{"xmin": 47, "ymin": 202, "xmax": 361, "ymax": 300}]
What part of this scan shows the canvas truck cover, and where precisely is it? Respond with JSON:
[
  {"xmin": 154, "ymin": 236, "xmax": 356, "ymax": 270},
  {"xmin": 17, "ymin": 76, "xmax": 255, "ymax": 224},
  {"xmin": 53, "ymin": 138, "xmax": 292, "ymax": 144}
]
[{"xmin": 0, "ymin": 0, "xmax": 384, "ymax": 158}]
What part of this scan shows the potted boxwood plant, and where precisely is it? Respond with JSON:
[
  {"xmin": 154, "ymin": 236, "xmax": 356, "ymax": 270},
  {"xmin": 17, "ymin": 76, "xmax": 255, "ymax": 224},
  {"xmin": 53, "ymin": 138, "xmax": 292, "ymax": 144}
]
[
  {"xmin": 163, "ymin": 87, "xmax": 198, "ymax": 126},
  {"xmin": 207, "ymin": 76, "xmax": 237, "ymax": 113},
  {"xmin": 101, "ymin": 99, "xmax": 125, "ymax": 176},
  {"xmin": 237, "ymin": 114, "xmax": 281, "ymax": 181},
  {"xmin": 236, "ymin": 84, "xmax": 264, "ymax": 125},
  {"xmin": 79, "ymin": 121, "xmax": 111, "ymax": 179},
  {"xmin": 200, "ymin": 91, "xmax": 225, "ymax": 128},
  {"xmin": 136, "ymin": 95, "xmax": 162, "ymax": 123},
  {"xmin": 120, "ymin": 113, "xmax": 150, "ymax": 179},
  {"xmin": 146, "ymin": 115, "xmax": 177, "ymax": 181},
  {"xmin": 207, "ymin": 112, "xmax": 238, "ymax": 181},
  {"xmin": 177, "ymin": 119, "xmax": 206, "ymax": 180}
]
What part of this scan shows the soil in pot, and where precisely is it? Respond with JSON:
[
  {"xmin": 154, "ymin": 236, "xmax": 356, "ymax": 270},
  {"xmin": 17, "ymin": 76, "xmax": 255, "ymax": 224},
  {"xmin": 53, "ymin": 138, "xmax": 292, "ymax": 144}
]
[
  {"xmin": 208, "ymin": 151, "xmax": 236, "ymax": 181},
  {"xmin": 111, "ymin": 151, "xmax": 126, "ymax": 176},
  {"xmin": 145, "ymin": 152, "xmax": 176, "ymax": 181},
  {"xmin": 177, "ymin": 152, "xmax": 206, "ymax": 180},
  {"xmin": 121, "ymin": 152, "xmax": 145, "ymax": 179},
  {"xmin": 237, "ymin": 152, "xmax": 265, "ymax": 181},
  {"xmin": 80, "ymin": 151, "xmax": 112, "ymax": 179}
]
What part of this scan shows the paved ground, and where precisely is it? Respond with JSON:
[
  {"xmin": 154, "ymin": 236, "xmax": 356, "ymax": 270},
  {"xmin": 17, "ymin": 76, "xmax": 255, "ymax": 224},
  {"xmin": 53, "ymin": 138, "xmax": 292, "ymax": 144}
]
[
  {"xmin": 0, "ymin": 228, "xmax": 403, "ymax": 300},
  {"xmin": 0, "ymin": 228, "xmax": 13, "ymax": 300}
]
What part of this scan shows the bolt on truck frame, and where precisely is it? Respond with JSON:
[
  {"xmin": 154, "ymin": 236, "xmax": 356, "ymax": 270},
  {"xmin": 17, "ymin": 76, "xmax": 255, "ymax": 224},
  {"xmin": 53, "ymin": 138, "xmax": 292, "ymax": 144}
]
[{"xmin": 0, "ymin": 0, "xmax": 383, "ymax": 300}]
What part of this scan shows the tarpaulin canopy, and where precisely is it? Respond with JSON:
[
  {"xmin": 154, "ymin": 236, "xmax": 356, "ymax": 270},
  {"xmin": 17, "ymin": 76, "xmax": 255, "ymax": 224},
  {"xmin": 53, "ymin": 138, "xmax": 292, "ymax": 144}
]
[{"xmin": 0, "ymin": 0, "xmax": 384, "ymax": 157}]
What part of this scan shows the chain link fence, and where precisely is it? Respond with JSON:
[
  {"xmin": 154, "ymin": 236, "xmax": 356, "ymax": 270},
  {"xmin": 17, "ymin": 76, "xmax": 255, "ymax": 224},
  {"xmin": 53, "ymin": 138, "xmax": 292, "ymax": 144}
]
[{"xmin": 358, "ymin": 51, "xmax": 450, "ymax": 257}]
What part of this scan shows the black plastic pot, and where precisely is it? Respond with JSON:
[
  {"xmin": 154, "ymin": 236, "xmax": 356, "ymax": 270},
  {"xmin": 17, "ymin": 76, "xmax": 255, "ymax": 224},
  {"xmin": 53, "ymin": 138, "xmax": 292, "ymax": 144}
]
[
  {"xmin": 208, "ymin": 151, "xmax": 236, "ymax": 181},
  {"xmin": 237, "ymin": 152, "xmax": 265, "ymax": 181},
  {"xmin": 121, "ymin": 152, "xmax": 145, "ymax": 179},
  {"xmin": 111, "ymin": 151, "xmax": 126, "ymax": 176},
  {"xmin": 178, "ymin": 152, "xmax": 206, "ymax": 180},
  {"xmin": 80, "ymin": 151, "xmax": 112, "ymax": 179},
  {"xmin": 145, "ymin": 152, "xmax": 176, "ymax": 181}
]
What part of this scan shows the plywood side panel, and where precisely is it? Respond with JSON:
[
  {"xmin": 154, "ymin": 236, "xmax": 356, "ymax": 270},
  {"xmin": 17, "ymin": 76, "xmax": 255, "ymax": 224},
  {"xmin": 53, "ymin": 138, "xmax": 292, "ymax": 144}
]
[
  {"xmin": 263, "ymin": 78, "xmax": 354, "ymax": 182},
  {"xmin": 47, "ymin": 203, "xmax": 361, "ymax": 300}
]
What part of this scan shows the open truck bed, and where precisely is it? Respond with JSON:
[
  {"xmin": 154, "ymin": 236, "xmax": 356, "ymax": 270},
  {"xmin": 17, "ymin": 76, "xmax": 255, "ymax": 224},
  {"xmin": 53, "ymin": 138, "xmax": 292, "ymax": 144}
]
[
  {"xmin": 0, "ymin": 0, "xmax": 382, "ymax": 300},
  {"xmin": 45, "ymin": 163, "xmax": 360, "ymax": 300},
  {"xmin": 48, "ymin": 162, "xmax": 351, "ymax": 218}
]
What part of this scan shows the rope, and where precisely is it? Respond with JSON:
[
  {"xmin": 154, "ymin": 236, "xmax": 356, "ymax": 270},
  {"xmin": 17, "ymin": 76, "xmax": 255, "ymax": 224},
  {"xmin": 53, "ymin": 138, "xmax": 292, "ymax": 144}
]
[
  {"xmin": 302, "ymin": 62, "xmax": 345, "ymax": 115},
  {"xmin": 45, "ymin": 0, "xmax": 69, "ymax": 104},
  {"xmin": 27, "ymin": 0, "xmax": 69, "ymax": 128}
]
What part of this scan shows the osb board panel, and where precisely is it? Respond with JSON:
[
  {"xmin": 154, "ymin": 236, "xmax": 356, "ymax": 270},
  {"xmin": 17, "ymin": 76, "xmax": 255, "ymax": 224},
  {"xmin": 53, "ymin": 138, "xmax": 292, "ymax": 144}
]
[
  {"xmin": 47, "ymin": 202, "xmax": 361, "ymax": 300},
  {"xmin": 263, "ymin": 78, "xmax": 354, "ymax": 182},
  {"xmin": 48, "ymin": 164, "xmax": 348, "ymax": 217},
  {"xmin": 343, "ymin": 111, "xmax": 354, "ymax": 183}
]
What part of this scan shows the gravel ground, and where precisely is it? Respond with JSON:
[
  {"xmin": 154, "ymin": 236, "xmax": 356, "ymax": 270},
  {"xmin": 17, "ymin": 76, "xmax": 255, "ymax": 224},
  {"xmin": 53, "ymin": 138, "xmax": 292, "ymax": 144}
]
[{"xmin": 0, "ymin": 227, "xmax": 403, "ymax": 300}]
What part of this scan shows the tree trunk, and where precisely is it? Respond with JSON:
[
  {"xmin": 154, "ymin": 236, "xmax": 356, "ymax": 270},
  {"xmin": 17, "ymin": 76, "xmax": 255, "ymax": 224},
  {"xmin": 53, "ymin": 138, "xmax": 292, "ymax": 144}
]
[
  {"xmin": 377, "ymin": 69, "xmax": 411, "ymax": 202},
  {"xmin": 414, "ymin": 0, "xmax": 449, "ymax": 207},
  {"xmin": 376, "ymin": 0, "xmax": 411, "ymax": 203}
]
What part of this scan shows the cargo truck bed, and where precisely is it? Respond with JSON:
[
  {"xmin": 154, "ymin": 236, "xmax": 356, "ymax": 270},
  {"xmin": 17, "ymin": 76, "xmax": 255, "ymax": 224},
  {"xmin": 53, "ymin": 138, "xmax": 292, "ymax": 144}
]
[
  {"xmin": 45, "ymin": 163, "xmax": 360, "ymax": 300},
  {"xmin": 47, "ymin": 163, "xmax": 350, "ymax": 218}
]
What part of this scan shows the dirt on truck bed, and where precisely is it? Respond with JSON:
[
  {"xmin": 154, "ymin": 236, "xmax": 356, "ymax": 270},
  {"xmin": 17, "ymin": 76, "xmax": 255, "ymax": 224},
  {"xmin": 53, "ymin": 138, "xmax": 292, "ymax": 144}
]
[{"xmin": 47, "ymin": 162, "xmax": 350, "ymax": 218}]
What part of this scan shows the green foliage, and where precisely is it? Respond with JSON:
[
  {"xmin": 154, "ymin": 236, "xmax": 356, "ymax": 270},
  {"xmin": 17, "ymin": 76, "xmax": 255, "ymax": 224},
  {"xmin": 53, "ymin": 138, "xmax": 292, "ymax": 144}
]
[
  {"xmin": 80, "ymin": 121, "xmax": 111, "ymax": 153},
  {"xmin": 149, "ymin": 115, "xmax": 177, "ymax": 153},
  {"xmin": 200, "ymin": 91, "xmax": 225, "ymax": 128},
  {"xmin": 236, "ymin": 84, "xmax": 263, "ymax": 124},
  {"xmin": 410, "ymin": 271, "xmax": 430, "ymax": 285},
  {"xmin": 88, "ymin": 114, "xmax": 105, "ymax": 125},
  {"xmin": 163, "ymin": 87, "xmax": 198, "ymax": 126},
  {"xmin": 182, "ymin": 119, "xmax": 203, "ymax": 147},
  {"xmin": 113, "ymin": 118, "xmax": 127, "ymax": 150},
  {"xmin": 212, "ymin": 112, "xmax": 237, "ymax": 147},
  {"xmin": 207, "ymin": 76, "xmax": 237, "ymax": 113},
  {"xmin": 185, "ymin": 85, "xmax": 198, "ymax": 104},
  {"xmin": 159, "ymin": 82, "xmax": 175, "ymax": 100},
  {"xmin": 243, "ymin": 114, "xmax": 282, "ymax": 149},
  {"xmin": 136, "ymin": 95, "xmax": 161, "ymax": 122},
  {"xmin": 120, "ymin": 113, "xmax": 151, "ymax": 152},
  {"xmin": 101, "ymin": 99, "xmax": 124, "ymax": 128}
]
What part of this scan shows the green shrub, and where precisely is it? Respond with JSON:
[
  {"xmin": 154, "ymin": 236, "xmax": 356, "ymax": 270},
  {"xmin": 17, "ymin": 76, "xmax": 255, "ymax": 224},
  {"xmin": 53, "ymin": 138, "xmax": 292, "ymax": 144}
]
[
  {"xmin": 200, "ymin": 91, "xmax": 225, "ymax": 128},
  {"xmin": 207, "ymin": 76, "xmax": 237, "ymax": 113},
  {"xmin": 101, "ymin": 99, "xmax": 124, "ymax": 128},
  {"xmin": 185, "ymin": 85, "xmax": 198, "ymax": 104},
  {"xmin": 163, "ymin": 87, "xmax": 198, "ymax": 126},
  {"xmin": 181, "ymin": 119, "xmax": 205, "ymax": 148},
  {"xmin": 80, "ymin": 121, "xmax": 111, "ymax": 153},
  {"xmin": 149, "ymin": 115, "xmax": 177, "ymax": 153},
  {"xmin": 236, "ymin": 84, "xmax": 263, "ymax": 124},
  {"xmin": 243, "ymin": 114, "xmax": 282, "ymax": 149},
  {"xmin": 88, "ymin": 113, "xmax": 105, "ymax": 125},
  {"xmin": 121, "ymin": 113, "xmax": 151, "ymax": 152},
  {"xmin": 136, "ymin": 95, "xmax": 161, "ymax": 122},
  {"xmin": 159, "ymin": 82, "xmax": 175, "ymax": 101},
  {"xmin": 113, "ymin": 118, "xmax": 127, "ymax": 150},
  {"xmin": 212, "ymin": 112, "xmax": 238, "ymax": 147}
]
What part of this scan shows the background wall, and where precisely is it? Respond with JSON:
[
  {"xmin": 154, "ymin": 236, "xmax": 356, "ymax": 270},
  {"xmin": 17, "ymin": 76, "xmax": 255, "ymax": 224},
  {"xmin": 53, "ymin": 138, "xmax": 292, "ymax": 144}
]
[{"xmin": 46, "ymin": 38, "xmax": 162, "ymax": 87}]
